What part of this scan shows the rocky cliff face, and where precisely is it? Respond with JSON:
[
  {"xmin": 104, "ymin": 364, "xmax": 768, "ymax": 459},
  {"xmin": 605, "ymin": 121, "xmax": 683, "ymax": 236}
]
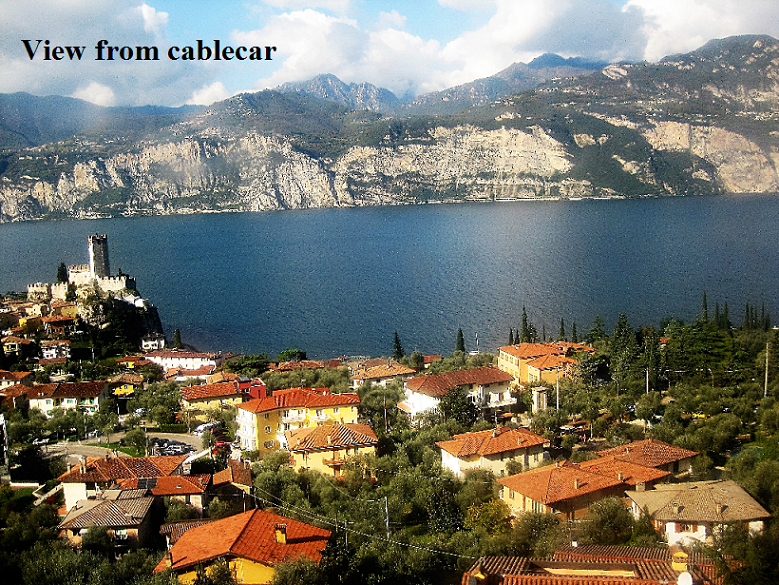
[
  {"xmin": 1, "ymin": 35, "xmax": 778, "ymax": 222},
  {"xmin": 1, "ymin": 113, "xmax": 777, "ymax": 222}
]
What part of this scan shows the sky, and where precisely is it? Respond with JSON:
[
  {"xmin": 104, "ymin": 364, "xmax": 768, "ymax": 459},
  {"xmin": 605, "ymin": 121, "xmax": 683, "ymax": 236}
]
[{"xmin": 2, "ymin": 0, "xmax": 779, "ymax": 108}]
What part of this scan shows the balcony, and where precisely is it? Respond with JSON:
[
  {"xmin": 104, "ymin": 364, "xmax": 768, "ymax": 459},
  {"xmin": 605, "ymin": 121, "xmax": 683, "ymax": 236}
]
[{"xmin": 280, "ymin": 411, "xmax": 306, "ymax": 424}]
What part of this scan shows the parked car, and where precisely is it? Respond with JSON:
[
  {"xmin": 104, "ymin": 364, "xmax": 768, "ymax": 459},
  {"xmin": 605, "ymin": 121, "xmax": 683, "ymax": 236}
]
[{"xmin": 193, "ymin": 421, "xmax": 221, "ymax": 436}]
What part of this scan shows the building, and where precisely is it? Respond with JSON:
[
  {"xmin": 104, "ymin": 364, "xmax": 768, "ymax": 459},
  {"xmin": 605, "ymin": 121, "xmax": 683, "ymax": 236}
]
[
  {"xmin": 40, "ymin": 339, "xmax": 72, "ymax": 360},
  {"xmin": 109, "ymin": 373, "xmax": 145, "ymax": 397},
  {"xmin": 57, "ymin": 454, "xmax": 189, "ymax": 511},
  {"xmin": 153, "ymin": 508, "xmax": 331, "ymax": 584},
  {"xmin": 577, "ymin": 455, "xmax": 671, "ymax": 489},
  {"xmin": 25, "ymin": 381, "xmax": 109, "ymax": 417},
  {"xmin": 114, "ymin": 475, "xmax": 212, "ymax": 514},
  {"xmin": 141, "ymin": 333, "xmax": 167, "ymax": 351},
  {"xmin": 627, "ymin": 479, "xmax": 771, "ymax": 545},
  {"xmin": 402, "ymin": 366, "xmax": 515, "ymax": 420},
  {"xmin": 498, "ymin": 460, "xmax": 626, "ymax": 520},
  {"xmin": 349, "ymin": 359, "xmax": 416, "ymax": 389},
  {"xmin": 58, "ymin": 490, "xmax": 157, "ymax": 550},
  {"xmin": 460, "ymin": 545, "xmax": 723, "ymax": 585},
  {"xmin": 597, "ymin": 439, "xmax": 698, "ymax": 475},
  {"xmin": 437, "ymin": 427, "xmax": 549, "ymax": 479},
  {"xmin": 89, "ymin": 234, "xmax": 110, "ymax": 278},
  {"xmin": 145, "ymin": 349, "xmax": 223, "ymax": 372},
  {"xmin": 285, "ymin": 423, "xmax": 378, "ymax": 477},
  {"xmin": 0, "ymin": 369, "xmax": 32, "ymax": 390},
  {"xmin": 496, "ymin": 342, "xmax": 594, "ymax": 387},
  {"xmin": 235, "ymin": 387, "xmax": 360, "ymax": 454},
  {"xmin": 180, "ymin": 381, "xmax": 245, "ymax": 421}
]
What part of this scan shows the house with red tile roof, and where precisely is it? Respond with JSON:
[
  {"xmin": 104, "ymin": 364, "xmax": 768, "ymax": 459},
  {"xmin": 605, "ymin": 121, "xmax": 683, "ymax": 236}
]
[
  {"xmin": 460, "ymin": 545, "xmax": 724, "ymax": 585},
  {"xmin": 118, "ymin": 355, "xmax": 153, "ymax": 370},
  {"xmin": 496, "ymin": 342, "xmax": 594, "ymax": 387},
  {"xmin": 235, "ymin": 387, "xmax": 360, "ymax": 454},
  {"xmin": 57, "ymin": 454, "xmax": 189, "ymax": 511},
  {"xmin": 145, "ymin": 349, "xmax": 224, "ymax": 371},
  {"xmin": 114, "ymin": 475, "xmax": 212, "ymax": 513},
  {"xmin": 597, "ymin": 439, "xmax": 698, "ymax": 475},
  {"xmin": 153, "ymin": 508, "xmax": 331, "ymax": 584},
  {"xmin": 285, "ymin": 423, "xmax": 378, "ymax": 477},
  {"xmin": 0, "ymin": 369, "xmax": 32, "ymax": 390},
  {"xmin": 40, "ymin": 339, "xmax": 71, "ymax": 360},
  {"xmin": 498, "ymin": 460, "xmax": 627, "ymax": 520},
  {"xmin": 164, "ymin": 365, "xmax": 216, "ymax": 383},
  {"xmin": 403, "ymin": 366, "xmax": 515, "ymax": 420},
  {"xmin": 349, "ymin": 359, "xmax": 416, "ymax": 389},
  {"xmin": 180, "ymin": 381, "xmax": 245, "ymax": 421},
  {"xmin": 25, "ymin": 380, "xmax": 109, "ymax": 417},
  {"xmin": 577, "ymin": 455, "xmax": 671, "ymax": 489},
  {"xmin": 437, "ymin": 427, "xmax": 549, "ymax": 479}
]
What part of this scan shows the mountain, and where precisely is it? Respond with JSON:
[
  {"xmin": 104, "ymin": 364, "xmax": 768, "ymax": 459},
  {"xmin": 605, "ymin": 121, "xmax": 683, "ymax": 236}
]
[
  {"xmin": 401, "ymin": 56, "xmax": 608, "ymax": 115},
  {"xmin": 0, "ymin": 35, "xmax": 778, "ymax": 222},
  {"xmin": 276, "ymin": 74, "xmax": 401, "ymax": 114}
]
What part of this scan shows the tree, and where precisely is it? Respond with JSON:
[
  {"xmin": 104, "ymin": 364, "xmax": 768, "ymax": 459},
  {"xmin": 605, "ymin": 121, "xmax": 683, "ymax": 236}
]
[
  {"xmin": 581, "ymin": 497, "xmax": 634, "ymax": 545},
  {"xmin": 520, "ymin": 307, "xmax": 531, "ymax": 343},
  {"xmin": 456, "ymin": 328, "xmax": 466, "ymax": 353},
  {"xmin": 438, "ymin": 386, "xmax": 479, "ymax": 426},
  {"xmin": 587, "ymin": 315, "xmax": 607, "ymax": 344},
  {"xmin": 123, "ymin": 427, "xmax": 147, "ymax": 455},
  {"xmin": 558, "ymin": 318, "xmax": 566, "ymax": 341},
  {"xmin": 172, "ymin": 328, "xmax": 182, "ymax": 349},
  {"xmin": 393, "ymin": 331, "xmax": 405, "ymax": 360},
  {"xmin": 277, "ymin": 349, "xmax": 306, "ymax": 362},
  {"xmin": 56, "ymin": 262, "xmax": 68, "ymax": 284},
  {"xmin": 409, "ymin": 350, "xmax": 424, "ymax": 369},
  {"xmin": 701, "ymin": 291, "xmax": 709, "ymax": 323},
  {"xmin": 571, "ymin": 323, "xmax": 578, "ymax": 343},
  {"xmin": 508, "ymin": 328, "xmax": 515, "ymax": 345}
]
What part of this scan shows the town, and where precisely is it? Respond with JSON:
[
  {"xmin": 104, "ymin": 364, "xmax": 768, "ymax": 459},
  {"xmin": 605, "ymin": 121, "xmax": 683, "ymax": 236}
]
[{"xmin": 0, "ymin": 235, "xmax": 777, "ymax": 585}]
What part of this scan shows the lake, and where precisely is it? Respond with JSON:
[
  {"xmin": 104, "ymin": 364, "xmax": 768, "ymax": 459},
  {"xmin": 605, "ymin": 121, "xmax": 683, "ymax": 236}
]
[{"xmin": 1, "ymin": 195, "xmax": 777, "ymax": 359}]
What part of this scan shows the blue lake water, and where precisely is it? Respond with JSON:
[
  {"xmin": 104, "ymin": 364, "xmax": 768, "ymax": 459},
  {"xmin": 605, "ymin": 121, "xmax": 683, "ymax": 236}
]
[{"xmin": 1, "ymin": 195, "xmax": 778, "ymax": 359}]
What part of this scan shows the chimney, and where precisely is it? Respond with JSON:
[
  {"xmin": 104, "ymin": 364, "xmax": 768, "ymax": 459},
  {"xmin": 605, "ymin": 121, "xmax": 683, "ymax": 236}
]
[
  {"xmin": 617, "ymin": 471, "xmax": 624, "ymax": 482},
  {"xmin": 716, "ymin": 503, "xmax": 725, "ymax": 515},
  {"xmin": 326, "ymin": 435, "xmax": 332, "ymax": 445},
  {"xmin": 165, "ymin": 552, "xmax": 173, "ymax": 568},
  {"xmin": 673, "ymin": 502, "xmax": 680, "ymax": 515},
  {"xmin": 574, "ymin": 478, "xmax": 580, "ymax": 490},
  {"xmin": 275, "ymin": 523, "xmax": 287, "ymax": 544},
  {"xmin": 636, "ymin": 481, "xmax": 646, "ymax": 492}
]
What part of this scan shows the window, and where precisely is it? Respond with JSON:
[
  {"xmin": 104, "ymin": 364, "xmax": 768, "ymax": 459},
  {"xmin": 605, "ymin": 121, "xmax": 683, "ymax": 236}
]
[
  {"xmin": 284, "ymin": 423, "xmax": 290, "ymax": 430},
  {"xmin": 264, "ymin": 440, "xmax": 275, "ymax": 449},
  {"xmin": 677, "ymin": 523, "xmax": 697, "ymax": 532},
  {"xmin": 264, "ymin": 413, "xmax": 270, "ymax": 419},
  {"xmin": 316, "ymin": 409, "xmax": 324, "ymax": 417},
  {"xmin": 264, "ymin": 426, "xmax": 271, "ymax": 434},
  {"xmin": 333, "ymin": 407, "xmax": 340, "ymax": 414}
]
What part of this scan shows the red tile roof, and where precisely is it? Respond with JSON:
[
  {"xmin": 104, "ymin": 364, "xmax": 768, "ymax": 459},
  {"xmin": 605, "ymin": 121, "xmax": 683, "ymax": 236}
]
[
  {"xmin": 351, "ymin": 361, "xmax": 416, "ymax": 381},
  {"xmin": 526, "ymin": 354, "xmax": 577, "ymax": 371},
  {"xmin": 237, "ymin": 387, "xmax": 359, "ymax": 414},
  {"xmin": 153, "ymin": 509, "xmax": 331, "ymax": 574},
  {"xmin": 405, "ymin": 366, "xmax": 514, "ymax": 398},
  {"xmin": 115, "ymin": 474, "xmax": 211, "ymax": 495},
  {"xmin": 597, "ymin": 439, "xmax": 698, "ymax": 468},
  {"xmin": 180, "ymin": 381, "xmax": 241, "ymax": 401},
  {"xmin": 498, "ymin": 342, "xmax": 595, "ymax": 360},
  {"xmin": 57, "ymin": 455, "xmax": 188, "ymax": 483},
  {"xmin": 286, "ymin": 423, "xmax": 378, "ymax": 452},
  {"xmin": 26, "ymin": 381, "xmax": 107, "ymax": 399},
  {"xmin": 213, "ymin": 460, "xmax": 252, "ymax": 488},
  {"xmin": 498, "ymin": 461, "xmax": 623, "ymax": 505},
  {"xmin": 578, "ymin": 456, "xmax": 671, "ymax": 486},
  {"xmin": 437, "ymin": 427, "xmax": 548, "ymax": 458}
]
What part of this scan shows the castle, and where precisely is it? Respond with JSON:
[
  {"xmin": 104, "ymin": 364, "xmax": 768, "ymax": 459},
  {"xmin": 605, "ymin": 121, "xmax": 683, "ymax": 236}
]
[{"xmin": 28, "ymin": 234, "xmax": 137, "ymax": 301}]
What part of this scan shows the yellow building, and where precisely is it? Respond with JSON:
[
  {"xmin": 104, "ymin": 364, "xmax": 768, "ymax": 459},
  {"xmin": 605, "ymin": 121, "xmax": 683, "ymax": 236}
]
[
  {"xmin": 235, "ymin": 387, "xmax": 360, "ymax": 455},
  {"xmin": 154, "ymin": 508, "xmax": 330, "ymax": 584},
  {"xmin": 180, "ymin": 381, "xmax": 244, "ymax": 421},
  {"xmin": 286, "ymin": 423, "xmax": 378, "ymax": 477},
  {"xmin": 497, "ymin": 342, "xmax": 594, "ymax": 386}
]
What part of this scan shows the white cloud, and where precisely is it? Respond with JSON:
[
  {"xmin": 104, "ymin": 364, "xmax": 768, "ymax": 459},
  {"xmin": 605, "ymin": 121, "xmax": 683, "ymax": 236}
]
[
  {"xmin": 625, "ymin": 0, "xmax": 779, "ymax": 61},
  {"xmin": 438, "ymin": 0, "xmax": 494, "ymax": 10},
  {"xmin": 71, "ymin": 81, "xmax": 116, "ymax": 106},
  {"xmin": 139, "ymin": 3, "xmax": 169, "ymax": 36},
  {"xmin": 262, "ymin": 0, "xmax": 351, "ymax": 14},
  {"xmin": 187, "ymin": 81, "xmax": 231, "ymax": 105},
  {"xmin": 377, "ymin": 10, "xmax": 406, "ymax": 30}
]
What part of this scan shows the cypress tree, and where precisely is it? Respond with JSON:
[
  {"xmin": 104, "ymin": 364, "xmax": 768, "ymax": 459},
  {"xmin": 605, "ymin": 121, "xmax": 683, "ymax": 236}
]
[
  {"xmin": 520, "ymin": 307, "xmax": 530, "ymax": 343},
  {"xmin": 701, "ymin": 291, "xmax": 709, "ymax": 323},
  {"xmin": 173, "ymin": 328, "xmax": 182, "ymax": 348},
  {"xmin": 559, "ymin": 318, "xmax": 566, "ymax": 341},
  {"xmin": 508, "ymin": 328, "xmax": 515, "ymax": 345},
  {"xmin": 393, "ymin": 331, "xmax": 405, "ymax": 360},
  {"xmin": 571, "ymin": 323, "xmax": 578, "ymax": 343},
  {"xmin": 456, "ymin": 328, "xmax": 466, "ymax": 353},
  {"xmin": 56, "ymin": 262, "xmax": 68, "ymax": 284}
]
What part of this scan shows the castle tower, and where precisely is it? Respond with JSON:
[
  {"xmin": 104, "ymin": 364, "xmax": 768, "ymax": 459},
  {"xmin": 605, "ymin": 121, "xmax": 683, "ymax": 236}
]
[{"xmin": 88, "ymin": 234, "xmax": 110, "ymax": 279}]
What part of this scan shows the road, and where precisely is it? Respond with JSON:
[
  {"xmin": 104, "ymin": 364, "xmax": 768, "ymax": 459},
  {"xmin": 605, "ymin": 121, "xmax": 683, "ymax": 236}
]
[{"xmin": 42, "ymin": 431, "xmax": 205, "ymax": 464}]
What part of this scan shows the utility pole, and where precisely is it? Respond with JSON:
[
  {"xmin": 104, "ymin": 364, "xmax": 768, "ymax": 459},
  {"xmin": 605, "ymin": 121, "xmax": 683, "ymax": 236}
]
[
  {"xmin": 646, "ymin": 368, "xmax": 649, "ymax": 395},
  {"xmin": 556, "ymin": 367, "xmax": 560, "ymax": 410},
  {"xmin": 384, "ymin": 496, "xmax": 390, "ymax": 538},
  {"xmin": 765, "ymin": 341, "xmax": 770, "ymax": 398}
]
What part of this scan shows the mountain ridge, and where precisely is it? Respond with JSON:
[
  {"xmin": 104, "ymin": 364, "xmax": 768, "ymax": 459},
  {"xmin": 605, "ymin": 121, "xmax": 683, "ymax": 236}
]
[{"xmin": 0, "ymin": 35, "xmax": 778, "ymax": 223}]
